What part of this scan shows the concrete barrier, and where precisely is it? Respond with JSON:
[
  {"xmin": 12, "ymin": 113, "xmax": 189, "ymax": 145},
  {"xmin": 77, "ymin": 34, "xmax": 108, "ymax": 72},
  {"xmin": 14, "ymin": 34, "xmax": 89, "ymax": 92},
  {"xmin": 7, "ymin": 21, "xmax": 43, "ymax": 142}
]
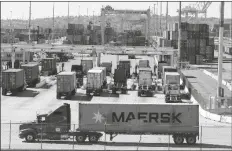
[
  {"xmin": 190, "ymin": 93, "xmax": 231, "ymax": 124},
  {"xmin": 203, "ymin": 69, "xmax": 232, "ymax": 91}
]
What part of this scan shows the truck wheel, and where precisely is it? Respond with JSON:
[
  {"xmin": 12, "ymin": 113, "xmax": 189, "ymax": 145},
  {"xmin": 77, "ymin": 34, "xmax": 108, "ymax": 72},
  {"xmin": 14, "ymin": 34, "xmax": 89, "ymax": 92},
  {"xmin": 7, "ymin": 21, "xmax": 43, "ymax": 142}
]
[
  {"xmin": 173, "ymin": 135, "xmax": 184, "ymax": 145},
  {"xmin": 186, "ymin": 135, "xmax": 196, "ymax": 145},
  {"xmin": 88, "ymin": 135, "xmax": 99, "ymax": 143},
  {"xmin": 72, "ymin": 89, "xmax": 76, "ymax": 95},
  {"xmin": 25, "ymin": 133, "xmax": 36, "ymax": 142},
  {"xmin": 76, "ymin": 134, "xmax": 86, "ymax": 143},
  {"xmin": 18, "ymin": 85, "xmax": 24, "ymax": 92},
  {"xmin": 56, "ymin": 93, "xmax": 60, "ymax": 99},
  {"xmin": 137, "ymin": 92, "xmax": 141, "ymax": 97},
  {"xmin": 2, "ymin": 89, "xmax": 7, "ymax": 96}
]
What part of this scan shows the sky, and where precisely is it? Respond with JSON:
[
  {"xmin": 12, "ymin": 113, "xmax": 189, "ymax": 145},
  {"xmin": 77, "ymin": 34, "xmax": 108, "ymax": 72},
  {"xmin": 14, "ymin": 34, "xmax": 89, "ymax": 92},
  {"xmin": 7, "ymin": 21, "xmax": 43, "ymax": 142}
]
[{"xmin": 1, "ymin": 1, "xmax": 232, "ymax": 20}]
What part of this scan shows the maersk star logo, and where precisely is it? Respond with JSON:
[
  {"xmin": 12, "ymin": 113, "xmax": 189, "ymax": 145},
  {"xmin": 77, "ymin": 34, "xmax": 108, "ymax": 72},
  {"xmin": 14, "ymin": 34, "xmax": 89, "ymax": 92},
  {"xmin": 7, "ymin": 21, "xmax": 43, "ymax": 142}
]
[{"xmin": 92, "ymin": 110, "xmax": 105, "ymax": 123}]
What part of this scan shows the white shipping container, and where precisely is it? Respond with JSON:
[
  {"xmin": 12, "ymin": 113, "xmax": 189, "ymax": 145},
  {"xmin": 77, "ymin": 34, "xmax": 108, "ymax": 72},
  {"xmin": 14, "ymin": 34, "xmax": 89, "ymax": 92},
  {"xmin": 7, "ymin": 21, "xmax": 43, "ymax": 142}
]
[
  {"xmin": 87, "ymin": 69, "xmax": 104, "ymax": 89},
  {"xmin": 138, "ymin": 68, "xmax": 152, "ymax": 86},
  {"xmin": 164, "ymin": 72, "xmax": 180, "ymax": 86},
  {"xmin": 93, "ymin": 67, "xmax": 106, "ymax": 81}
]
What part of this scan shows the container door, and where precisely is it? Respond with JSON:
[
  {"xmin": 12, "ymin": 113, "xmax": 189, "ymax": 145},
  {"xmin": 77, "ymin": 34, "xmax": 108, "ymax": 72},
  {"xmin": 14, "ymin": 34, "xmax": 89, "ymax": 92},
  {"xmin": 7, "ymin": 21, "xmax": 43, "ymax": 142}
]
[{"xmin": 9, "ymin": 73, "xmax": 16, "ymax": 89}]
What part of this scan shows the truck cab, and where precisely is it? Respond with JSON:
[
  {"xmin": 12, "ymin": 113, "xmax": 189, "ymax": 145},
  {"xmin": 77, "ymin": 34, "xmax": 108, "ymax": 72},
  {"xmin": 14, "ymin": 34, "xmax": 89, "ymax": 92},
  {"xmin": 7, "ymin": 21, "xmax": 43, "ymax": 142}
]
[
  {"xmin": 19, "ymin": 103, "xmax": 71, "ymax": 142},
  {"xmin": 164, "ymin": 72, "xmax": 181, "ymax": 103}
]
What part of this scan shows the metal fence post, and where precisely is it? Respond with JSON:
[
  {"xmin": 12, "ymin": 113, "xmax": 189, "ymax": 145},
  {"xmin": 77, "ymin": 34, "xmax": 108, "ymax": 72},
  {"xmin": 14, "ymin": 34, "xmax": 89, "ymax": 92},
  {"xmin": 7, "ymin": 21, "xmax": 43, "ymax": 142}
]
[
  {"xmin": 40, "ymin": 123, "xmax": 43, "ymax": 149},
  {"xmin": 168, "ymin": 127, "xmax": 170, "ymax": 151},
  {"xmin": 73, "ymin": 124, "xmax": 75, "ymax": 150},
  {"xmin": 9, "ymin": 121, "xmax": 11, "ymax": 149},
  {"xmin": 104, "ymin": 123, "xmax": 106, "ymax": 151},
  {"xmin": 200, "ymin": 125, "xmax": 202, "ymax": 151}
]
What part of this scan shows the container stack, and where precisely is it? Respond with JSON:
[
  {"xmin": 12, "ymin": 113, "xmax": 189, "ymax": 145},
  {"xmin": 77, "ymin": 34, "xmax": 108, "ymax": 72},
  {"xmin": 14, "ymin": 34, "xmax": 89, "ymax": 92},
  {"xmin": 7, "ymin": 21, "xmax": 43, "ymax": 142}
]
[
  {"xmin": 161, "ymin": 22, "xmax": 214, "ymax": 64},
  {"xmin": 67, "ymin": 23, "xmax": 85, "ymax": 44}
]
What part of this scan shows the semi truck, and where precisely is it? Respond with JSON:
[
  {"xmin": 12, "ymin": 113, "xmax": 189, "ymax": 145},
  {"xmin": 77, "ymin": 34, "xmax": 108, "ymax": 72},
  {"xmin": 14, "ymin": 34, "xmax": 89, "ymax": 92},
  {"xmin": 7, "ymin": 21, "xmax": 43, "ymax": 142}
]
[
  {"xmin": 41, "ymin": 58, "xmax": 57, "ymax": 76},
  {"xmin": 164, "ymin": 72, "xmax": 181, "ymax": 103},
  {"xmin": 2, "ymin": 69, "xmax": 26, "ymax": 95},
  {"xmin": 81, "ymin": 59, "xmax": 93, "ymax": 75},
  {"xmin": 118, "ymin": 60, "xmax": 131, "ymax": 78},
  {"xmin": 56, "ymin": 72, "xmax": 76, "ymax": 99},
  {"xmin": 19, "ymin": 103, "xmax": 199, "ymax": 145},
  {"xmin": 111, "ymin": 68, "xmax": 127, "ymax": 94},
  {"xmin": 86, "ymin": 69, "xmax": 104, "ymax": 96},
  {"xmin": 158, "ymin": 61, "xmax": 169, "ymax": 79},
  {"xmin": 137, "ymin": 67, "xmax": 153, "ymax": 97},
  {"xmin": 161, "ymin": 66, "xmax": 177, "ymax": 86},
  {"xmin": 71, "ymin": 65, "xmax": 83, "ymax": 88},
  {"xmin": 101, "ymin": 62, "xmax": 112, "ymax": 76},
  {"xmin": 21, "ymin": 63, "xmax": 40, "ymax": 87}
]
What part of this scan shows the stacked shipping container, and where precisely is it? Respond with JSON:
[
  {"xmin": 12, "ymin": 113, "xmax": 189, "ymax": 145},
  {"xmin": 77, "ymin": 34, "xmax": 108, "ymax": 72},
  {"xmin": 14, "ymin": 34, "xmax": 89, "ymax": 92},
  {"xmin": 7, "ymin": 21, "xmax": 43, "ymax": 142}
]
[{"xmin": 162, "ymin": 22, "xmax": 215, "ymax": 64}]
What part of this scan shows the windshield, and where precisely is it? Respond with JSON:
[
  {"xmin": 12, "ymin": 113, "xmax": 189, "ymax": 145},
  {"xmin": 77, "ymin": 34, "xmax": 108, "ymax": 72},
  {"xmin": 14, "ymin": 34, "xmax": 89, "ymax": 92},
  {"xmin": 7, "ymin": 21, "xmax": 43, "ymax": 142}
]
[{"xmin": 37, "ymin": 116, "xmax": 46, "ymax": 123}]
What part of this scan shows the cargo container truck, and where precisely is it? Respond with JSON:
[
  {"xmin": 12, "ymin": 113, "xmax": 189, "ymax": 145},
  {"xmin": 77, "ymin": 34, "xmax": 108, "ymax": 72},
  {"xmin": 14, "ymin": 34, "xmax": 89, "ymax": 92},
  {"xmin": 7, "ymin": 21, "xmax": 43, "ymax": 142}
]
[
  {"xmin": 111, "ymin": 68, "xmax": 127, "ymax": 94},
  {"xmin": 71, "ymin": 65, "xmax": 83, "ymax": 88},
  {"xmin": 161, "ymin": 66, "xmax": 177, "ymax": 86},
  {"xmin": 41, "ymin": 58, "xmax": 57, "ymax": 76},
  {"xmin": 164, "ymin": 72, "xmax": 181, "ymax": 103},
  {"xmin": 2, "ymin": 69, "xmax": 26, "ymax": 95},
  {"xmin": 21, "ymin": 63, "xmax": 40, "ymax": 87},
  {"xmin": 118, "ymin": 60, "xmax": 131, "ymax": 78},
  {"xmin": 81, "ymin": 59, "xmax": 93, "ymax": 75},
  {"xmin": 86, "ymin": 69, "xmax": 104, "ymax": 96},
  {"xmin": 158, "ymin": 61, "xmax": 169, "ymax": 79},
  {"xmin": 19, "ymin": 103, "xmax": 199, "ymax": 145},
  {"xmin": 93, "ymin": 67, "xmax": 107, "ymax": 87},
  {"xmin": 56, "ymin": 72, "xmax": 76, "ymax": 99},
  {"xmin": 138, "ymin": 60, "xmax": 150, "ymax": 68},
  {"xmin": 137, "ymin": 67, "xmax": 153, "ymax": 97},
  {"xmin": 101, "ymin": 62, "xmax": 112, "ymax": 76}
]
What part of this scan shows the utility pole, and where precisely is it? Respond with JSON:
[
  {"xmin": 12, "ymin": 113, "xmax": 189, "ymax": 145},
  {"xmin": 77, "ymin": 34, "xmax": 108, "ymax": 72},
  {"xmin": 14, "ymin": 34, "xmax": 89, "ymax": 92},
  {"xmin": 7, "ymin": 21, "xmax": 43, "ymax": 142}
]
[
  {"xmin": 78, "ymin": 5, "xmax": 80, "ymax": 22},
  {"xmin": 28, "ymin": 2, "xmax": 31, "ymax": 44},
  {"xmin": 160, "ymin": 2, "xmax": 162, "ymax": 36},
  {"xmin": 154, "ymin": 4, "xmax": 156, "ymax": 36},
  {"xmin": 217, "ymin": 1, "xmax": 224, "ymax": 105},
  {"xmin": 166, "ymin": 2, "xmax": 168, "ymax": 30},
  {"xmin": 178, "ymin": 2, "xmax": 182, "ymax": 69},
  {"xmin": 67, "ymin": 2, "xmax": 69, "ymax": 32},
  {"xmin": 52, "ymin": 2, "xmax": 54, "ymax": 42},
  {"xmin": 93, "ymin": 11, "xmax": 95, "ymax": 24}
]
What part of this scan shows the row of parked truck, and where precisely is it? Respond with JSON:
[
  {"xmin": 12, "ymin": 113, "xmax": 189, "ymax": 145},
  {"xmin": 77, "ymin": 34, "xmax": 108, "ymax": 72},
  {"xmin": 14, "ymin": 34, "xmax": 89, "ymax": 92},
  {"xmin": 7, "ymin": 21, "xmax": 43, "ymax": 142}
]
[{"xmin": 2, "ymin": 58, "xmax": 59, "ymax": 95}]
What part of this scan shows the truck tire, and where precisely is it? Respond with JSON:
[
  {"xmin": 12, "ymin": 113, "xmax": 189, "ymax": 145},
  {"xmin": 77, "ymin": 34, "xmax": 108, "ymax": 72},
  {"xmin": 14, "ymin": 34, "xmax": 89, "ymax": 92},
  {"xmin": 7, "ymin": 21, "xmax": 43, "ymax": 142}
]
[
  {"xmin": 25, "ymin": 133, "xmax": 36, "ymax": 142},
  {"xmin": 88, "ymin": 135, "xmax": 99, "ymax": 143},
  {"xmin": 18, "ymin": 85, "xmax": 24, "ymax": 92},
  {"xmin": 72, "ymin": 89, "xmax": 76, "ymax": 95},
  {"xmin": 173, "ymin": 135, "xmax": 184, "ymax": 145},
  {"xmin": 2, "ymin": 89, "xmax": 7, "ymax": 96},
  {"xmin": 185, "ymin": 135, "xmax": 196, "ymax": 145},
  {"xmin": 56, "ymin": 93, "xmax": 61, "ymax": 99},
  {"xmin": 76, "ymin": 134, "xmax": 86, "ymax": 143},
  {"xmin": 137, "ymin": 92, "xmax": 141, "ymax": 97}
]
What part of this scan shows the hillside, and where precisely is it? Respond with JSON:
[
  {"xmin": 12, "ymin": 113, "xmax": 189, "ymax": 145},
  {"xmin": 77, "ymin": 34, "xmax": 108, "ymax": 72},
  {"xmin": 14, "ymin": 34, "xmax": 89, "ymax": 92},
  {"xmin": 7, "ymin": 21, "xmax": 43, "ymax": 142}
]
[{"xmin": 1, "ymin": 15, "xmax": 231, "ymax": 35}]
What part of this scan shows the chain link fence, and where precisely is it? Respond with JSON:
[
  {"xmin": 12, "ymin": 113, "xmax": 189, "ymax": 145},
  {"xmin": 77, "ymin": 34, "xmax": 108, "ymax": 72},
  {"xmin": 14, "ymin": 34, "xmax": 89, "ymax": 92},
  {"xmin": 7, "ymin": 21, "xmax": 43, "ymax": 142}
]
[{"xmin": 1, "ymin": 122, "xmax": 231, "ymax": 150}]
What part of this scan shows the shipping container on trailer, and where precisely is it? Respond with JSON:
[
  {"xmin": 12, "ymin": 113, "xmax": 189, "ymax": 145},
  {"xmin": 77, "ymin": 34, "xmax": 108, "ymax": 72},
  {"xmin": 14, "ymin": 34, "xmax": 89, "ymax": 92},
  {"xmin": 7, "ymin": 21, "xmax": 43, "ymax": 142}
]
[
  {"xmin": 2, "ymin": 69, "xmax": 25, "ymax": 95},
  {"xmin": 41, "ymin": 58, "xmax": 57, "ymax": 76},
  {"xmin": 118, "ymin": 60, "xmax": 131, "ymax": 78},
  {"xmin": 112, "ymin": 68, "xmax": 127, "ymax": 94},
  {"xmin": 158, "ymin": 61, "xmax": 169, "ymax": 79},
  {"xmin": 71, "ymin": 65, "xmax": 83, "ymax": 88},
  {"xmin": 93, "ymin": 67, "xmax": 107, "ymax": 85},
  {"xmin": 101, "ymin": 62, "xmax": 112, "ymax": 76},
  {"xmin": 137, "ymin": 67, "xmax": 153, "ymax": 97},
  {"xmin": 81, "ymin": 59, "xmax": 93, "ymax": 75},
  {"xmin": 56, "ymin": 72, "xmax": 76, "ymax": 100},
  {"xmin": 138, "ymin": 60, "xmax": 150, "ymax": 68},
  {"xmin": 164, "ymin": 72, "xmax": 181, "ymax": 103},
  {"xmin": 86, "ymin": 69, "xmax": 104, "ymax": 96},
  {"xmin": 21, "ymin": 63, "xmax": 40, "ymax": 87},
  {"xmin": 161, "ymin": 66, "xmax": 178, "ymax": 85},
  {"xmin": 18, "ymin": 103, "xmax": 200, "ymax": 145}
]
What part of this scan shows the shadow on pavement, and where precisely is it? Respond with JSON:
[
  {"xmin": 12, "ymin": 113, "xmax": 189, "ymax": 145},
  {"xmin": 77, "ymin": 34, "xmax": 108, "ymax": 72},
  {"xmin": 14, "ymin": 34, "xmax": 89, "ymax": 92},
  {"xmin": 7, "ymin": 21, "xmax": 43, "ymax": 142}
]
[
  {"xmin": 23, "ymin": 140, "xmax": 232, "ymax": 149},
  {"xmin": 7, "ymin": 89, "xmax": 40, "ymax": 97},
  {"xmin": 70, "ymin": 93, "xmax": 92, "ymax": 101}
]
